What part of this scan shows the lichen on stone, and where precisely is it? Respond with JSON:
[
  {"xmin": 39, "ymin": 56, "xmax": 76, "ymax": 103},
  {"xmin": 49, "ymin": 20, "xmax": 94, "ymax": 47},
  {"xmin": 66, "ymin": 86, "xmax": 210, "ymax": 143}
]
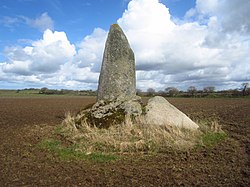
[
  {"xmin": 86, "ymin": 108, "xmax": 126, "ymax": 128},
  {"xmin": 97, "ymin": 24, "xmax": 136, "ymax": 101}
]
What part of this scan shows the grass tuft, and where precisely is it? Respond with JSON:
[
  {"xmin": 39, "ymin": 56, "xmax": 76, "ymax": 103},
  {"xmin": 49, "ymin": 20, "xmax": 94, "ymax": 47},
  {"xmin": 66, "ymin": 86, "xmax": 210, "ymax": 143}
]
[
  {"xmin": 195, "ymin": 118, "xmax": 227, "ymax": 149},
  {"xmin": 37, "ymin": 138, "xmax": 118, "ymax": 162},
  {"xmin": 200, "ymin": 132, "xmax": 227, "ymax": 148}
]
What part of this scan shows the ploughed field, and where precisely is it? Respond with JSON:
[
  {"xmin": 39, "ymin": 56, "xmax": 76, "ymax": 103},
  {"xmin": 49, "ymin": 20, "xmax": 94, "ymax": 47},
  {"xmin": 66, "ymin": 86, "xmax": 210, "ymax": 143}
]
[{"xmin": 0, "ymin": 96, "xmax": 249, "ymax": 186}]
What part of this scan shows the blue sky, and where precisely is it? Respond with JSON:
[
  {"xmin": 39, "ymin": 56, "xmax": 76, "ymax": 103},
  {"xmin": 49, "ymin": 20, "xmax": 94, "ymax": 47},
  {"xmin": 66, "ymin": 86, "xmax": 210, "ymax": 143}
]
[{"xmin": 0, "ymin": 0, "xmax": 249, "ymax": 90}]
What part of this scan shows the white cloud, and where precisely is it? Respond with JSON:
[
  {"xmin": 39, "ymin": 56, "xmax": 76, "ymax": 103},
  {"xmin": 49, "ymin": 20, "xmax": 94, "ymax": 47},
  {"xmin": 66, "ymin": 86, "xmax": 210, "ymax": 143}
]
[
  {"xmin": 195, "ymin": 0, "xmax": 219, "ymax": 15},
  {"xmin": 30, "ymin": 29, "xmax": 76, "ymax": 72},
  {"xmin": 74, "ymin": 28, "xmax": 107, "ymax": 72},
  {"xmin": 0, "ymin": 29, "xmax": 79, "ymax": 88},
  {"xmin": 187, "ymin": 0, "xmax": 250, "ymax": 34},
  {"xmin": 2, "ymin": 29, "xmax": 76, "ymax": 74},
  {"xmin": 2, "ymin": 60, "xmax": 31, "ymax": 75},
  {"xmin": 26, "ymin": 12, "xmax": 54, "ymax": 32},
  {"xmin": 118, "ymin": 0, "xmax": 175, "ymax": 66}
]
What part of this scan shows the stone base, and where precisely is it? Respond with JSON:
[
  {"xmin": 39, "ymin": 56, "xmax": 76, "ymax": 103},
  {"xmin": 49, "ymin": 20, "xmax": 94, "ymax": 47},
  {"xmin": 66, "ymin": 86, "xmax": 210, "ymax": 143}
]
[
  {"xmin": 74, "ymin": 96, "xmax": 142, "ymax": 128},
  {"xmin": 73, "ymin": 96, "xmax": 199, "ymax": 130}
]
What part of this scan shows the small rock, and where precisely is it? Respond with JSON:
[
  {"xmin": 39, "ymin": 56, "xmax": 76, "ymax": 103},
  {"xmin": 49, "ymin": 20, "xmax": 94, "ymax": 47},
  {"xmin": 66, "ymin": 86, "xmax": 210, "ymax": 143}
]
[{"xmin": 144, "ymin": 96, "xmax": 199, "ymax": 130}]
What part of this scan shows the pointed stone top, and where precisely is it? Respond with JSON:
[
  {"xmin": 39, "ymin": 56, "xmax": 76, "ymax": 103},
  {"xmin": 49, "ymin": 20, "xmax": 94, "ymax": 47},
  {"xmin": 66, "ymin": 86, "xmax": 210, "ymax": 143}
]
[
  {"xmin": 111, "ymin": 23, "xmax": 120, "ymax": 28},
  {"xmin": 107, "ymin": 23, "xmax": 129, "ymax": 46},
  {"xmin": 97, "ymin": 24, "xmax": 136, "ymax": 101}
]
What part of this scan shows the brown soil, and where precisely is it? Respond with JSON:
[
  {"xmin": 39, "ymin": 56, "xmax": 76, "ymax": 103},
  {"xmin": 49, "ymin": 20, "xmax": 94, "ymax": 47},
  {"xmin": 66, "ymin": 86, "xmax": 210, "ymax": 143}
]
[{"xmin": 0, "ymin": 97, "xmax": 249, "ymax": 186}]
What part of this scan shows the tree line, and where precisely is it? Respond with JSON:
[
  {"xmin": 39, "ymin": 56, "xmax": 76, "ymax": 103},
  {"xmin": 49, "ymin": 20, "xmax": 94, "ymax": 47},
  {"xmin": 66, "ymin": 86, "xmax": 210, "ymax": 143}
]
[
  {"xmin": 38, "ymin": 87, "xmax": 97, "ymax": 96},
  {"xmin": 138, "ymin": 83, "xmax": 250, "ymax": 97},
  {"xmin": 15, "ymin": 83, "xmax": 249, "ymax": 97},
  {"xmin": 15, "ymin": 87, "xmax": 97, "ymax": 96}
]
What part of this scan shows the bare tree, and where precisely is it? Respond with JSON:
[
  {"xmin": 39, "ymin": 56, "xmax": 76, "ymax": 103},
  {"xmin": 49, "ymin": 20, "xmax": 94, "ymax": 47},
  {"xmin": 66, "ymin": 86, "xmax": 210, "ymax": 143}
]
[
  {"xmin": 147, "ymin": 88, "xmax": 156, "ymax": 97},
  {"xmin": 187, "ymin": 86, "xmax": 197, "ymax": 97},
  {"xmin": 165, "ymin": 87, "xmax": 179, "ymax": 97},
  {"xmin": 242, "ymin": 83, "xmax": 249, "ymax": 96},
  {"xmin": 203, "ymin": 86, "xmax": 215, "ymax": 93}
]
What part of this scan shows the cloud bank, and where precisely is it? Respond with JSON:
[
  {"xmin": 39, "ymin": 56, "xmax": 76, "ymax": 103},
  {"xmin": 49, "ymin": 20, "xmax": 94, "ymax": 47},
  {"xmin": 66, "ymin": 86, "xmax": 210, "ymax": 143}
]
[{"xmin": 0, "ymin": 0, "xmax": 249, "ymax": 90}]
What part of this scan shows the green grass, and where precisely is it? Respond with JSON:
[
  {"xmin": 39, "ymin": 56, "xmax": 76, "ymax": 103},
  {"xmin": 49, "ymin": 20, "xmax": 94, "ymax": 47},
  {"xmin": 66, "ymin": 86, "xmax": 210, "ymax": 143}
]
[
  {"xmin": 200, "ymin": 132, "xmax": 227, "ymax": 148},
  {"xmin": 37, "ymin": 139, "xmax": 118, "ymax": 162},
  {"xmin": 0, "ymin": 89, "xmax": 89, "ymax": 98},
  {"xmin": 0, "ymin": 89, "xmax": 43, "ymax": 97},
  {"xmin": 54, "ymin": 125, "xmax": 64, "ymax": 135}
]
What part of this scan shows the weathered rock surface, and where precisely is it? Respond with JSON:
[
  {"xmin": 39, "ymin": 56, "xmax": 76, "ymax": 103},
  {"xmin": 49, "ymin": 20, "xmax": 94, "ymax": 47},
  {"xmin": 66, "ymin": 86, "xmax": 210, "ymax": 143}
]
[
  {"xmin": 91, "ymin": 96, "xmax": 141, "ymax": 119},
  {"xmin": 75, "ymin": 96, "xmax": 142, "ymax": 128},
  {"xmin": 144, "ymin": 96, "xmax": 199, "ymax": 130},
  {"xmin": 97, "ymin": 24, "xmax": 136, "ymax": 101}
]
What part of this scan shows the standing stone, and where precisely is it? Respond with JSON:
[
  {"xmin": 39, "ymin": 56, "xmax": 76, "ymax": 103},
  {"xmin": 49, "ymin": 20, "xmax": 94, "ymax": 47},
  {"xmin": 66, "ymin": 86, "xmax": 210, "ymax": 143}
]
[
  {"xmin": 97, "ymin": 24, "xmax": 136, "ymax": 101},
  {"xmin": 73, "ymin": 24, "xmax": 198, "ymax": 131}
]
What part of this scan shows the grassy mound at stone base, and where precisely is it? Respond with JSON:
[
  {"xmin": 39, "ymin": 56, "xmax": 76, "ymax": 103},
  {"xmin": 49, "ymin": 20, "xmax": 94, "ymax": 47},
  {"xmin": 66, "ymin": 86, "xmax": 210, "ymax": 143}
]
[{"xmin": 57, "ymin": 113, "xmax": 226, "ymax": 154}]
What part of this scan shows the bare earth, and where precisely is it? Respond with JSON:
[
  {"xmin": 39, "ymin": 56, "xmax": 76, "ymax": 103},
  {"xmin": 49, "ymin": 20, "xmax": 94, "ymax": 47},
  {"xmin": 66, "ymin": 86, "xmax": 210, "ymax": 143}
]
[{"xmin": 0, "ymin": 96, "xmax": 249, "ymax": 186}]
